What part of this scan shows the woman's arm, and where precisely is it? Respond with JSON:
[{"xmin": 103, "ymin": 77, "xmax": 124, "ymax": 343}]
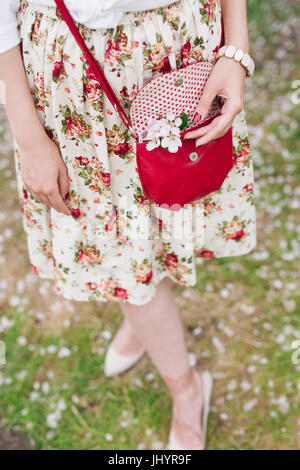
[
  {"xmin": 0, "ymin": 45, "xmax": 71, "ymax": 214},
  {"xmin": 1, "ymin": 45, "xmax": 48, "ymax": 145},
  {"xmin": 221, "ymin": 0, "xmax": 249, "ymax": 53},
  {"xmin": 184, "ymin": 0, "xmax": 250, "ymax": 146}
]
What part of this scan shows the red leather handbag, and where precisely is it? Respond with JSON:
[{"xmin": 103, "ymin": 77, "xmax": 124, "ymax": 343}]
[{"xmin": 54, "ymin": 0, "xmax": 234, "ymax": 211}]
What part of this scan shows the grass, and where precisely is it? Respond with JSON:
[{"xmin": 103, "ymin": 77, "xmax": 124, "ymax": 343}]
[{"xmin": 0, "ymin": 0, "xmax": 299, "ymax": 450}]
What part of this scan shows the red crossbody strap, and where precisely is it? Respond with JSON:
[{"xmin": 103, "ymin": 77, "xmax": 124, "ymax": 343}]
[{"xmin": 54, "ymin": 0, "xmax": 134, "ymax": 134}]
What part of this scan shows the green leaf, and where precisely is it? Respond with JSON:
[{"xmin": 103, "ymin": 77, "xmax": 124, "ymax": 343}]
[{"xmin": 179, "ymin": 112, "xmax": 188, "ymax": 130}]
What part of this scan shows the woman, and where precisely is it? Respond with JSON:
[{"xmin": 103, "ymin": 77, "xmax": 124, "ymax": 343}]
[{"xmin": 0, "ymin": 0, "xmax": 256, "ymax": 450}]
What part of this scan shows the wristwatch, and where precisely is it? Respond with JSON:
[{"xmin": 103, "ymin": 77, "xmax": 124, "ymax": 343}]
[{"xmin": 217, "ymin": 45, "xmax": 255, "ymax": 78}]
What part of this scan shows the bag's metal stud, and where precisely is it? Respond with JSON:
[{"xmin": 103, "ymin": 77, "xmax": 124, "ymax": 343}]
[
  {"xmin": 174, "ymin": 78, "xmax": 183, "ymax": 87},
  {"xmin": 189, "ymin": 151, "xmax": 198, "ymax": 162}
]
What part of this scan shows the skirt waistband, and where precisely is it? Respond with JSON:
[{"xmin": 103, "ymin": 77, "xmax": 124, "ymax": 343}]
[{"xmin": 20, "ymin": 0, "xmax": 193, "ymax": 28}]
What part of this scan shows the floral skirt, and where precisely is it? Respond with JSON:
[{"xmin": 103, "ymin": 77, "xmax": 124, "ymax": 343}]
[{"xmin": 15, "ymin": 0, "xmax": 257, "ymax": 305}]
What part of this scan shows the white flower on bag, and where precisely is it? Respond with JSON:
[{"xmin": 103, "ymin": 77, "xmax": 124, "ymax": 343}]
[
  {"xmin": 141, "ymin": 110, "xmax": 188, "ymax": 153},
  {"xmin": 161, "ymin": 133, "xmax": 183, "ymax": 153},
  {"xmin": 146, "ymin": 137, "xmax": 161, "ymax": 151}
]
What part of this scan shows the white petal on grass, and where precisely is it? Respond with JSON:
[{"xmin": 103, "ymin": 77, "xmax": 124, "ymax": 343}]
[
  {"xmin": 193, "ymin": 326, "xmax": 202, "ymax": 336},
  {"xmin": 227, "ymin": 379, "xmax": 237, "ymax": 391},
  {"xmin": 0, "ymin": 316, "xmax": 14, "ymax": 332},
  {"xmin": 29, "ymin": 391, "xmax": 40, "ymax": 401},
  {"xmin": 33, "ymin": 381, "xmax": 40, "ymax": 391},
  {"xmin": 41, "ymin": 382, "xmax": 50, "ymax": 394},
  {"xmin": 145, "ymin": 372, "xmax": 155, "ymax": 381},
  {"xmin": 271, "ymin": 395, "xmax": 290, "ymax": 414},
  {"xmin": 260, "ymin": 357, "xmax": 269, "ymax": 364},
  {"xmin": 234, "ymin": 428, "xmax": 245, "ymax": 436},
  {"xmin": 102, "ymin": 330, "xmax": 112, "ymax": 340},
  {"xmin": 9, "ymin": 296, "xmax": 20, "ymax": 307},
  {"xmin": 283, "ymin": 299, "xmax": 296, "ymax": 312},
  {"xmin": 220, "ymin": 288, "xmax": 230, "ymax": 299},
  {"xmin": 57, "ymin": 398, "xmax": 67, "ymax": 411},
  {"xmin": 223, "ymin": 326, "xmax": 234, "ymax": 337},
  {"xmin": 72, "ymin": 395, "xmax": 80, "ymax": 404},
  {"xmin": 226, "ymin": 393, "xmax": 234, "ymax": 401},
  {"xmin": 240, "ymin": 304, "xmax": 258, "ymax": 316},
  {"xmin": 188, "ymin": 353, "xmax": 197, "ymax": 367},
  {"xmin": 16, "ymin": 280, "xmax": 25, "ymax": 293},
  {"xmin": 46, "ymin": 430, "xmax": 56, "ymax": 440},
  {"xmin": 212, "ymin": 336, "xmax": 226, "ymax": 353},
  {"xmin": 47, "ymin": 345, "xmax": 58, "ymax": 354},
  {"xmin": 272, "ymin": 279, "xmax": 284, "ymax": 289},
  {"xmin": 3, "ymin": 377, "xmax": 12, "ymax": 385},
  {"xmin": 58, "ymin": 347, "xmax": 71, "ymax": 358},
  {"xmin": 276, "ymin": 333, "xmax": 286, "ymax": 344},
  {"xmin": 153, "ymin": 441, "xmax": 164, "ymax": 450},
  {"xmin": 241, "ymin": 380, "xmax": 251, "ymax": 392},
  {"xmin": 247, "ymin": 365, "xmax": 257, "ymax": 374},
  {"xmin": 15, "ymin": 371, "xmax": 27, "ymax": 381},
  {"xmin": 243, "ymin": 398, "xmax": 258, "ymax": 412},
  {"xmin": 47, "ymin": 413, "xmax": 58, "ymax": 429},
  {"xmin": 131, "ymin": 377, "xmax": 143, "ymax": 387}
]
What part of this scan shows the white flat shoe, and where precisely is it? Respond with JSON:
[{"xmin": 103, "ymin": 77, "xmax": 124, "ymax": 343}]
[
  {"xmin": 104, "ymin": 342, "xmax": 145, "ymax": 377},
  {"xmin": 167, "ymin": 369, "xmax": 213, "ymax": 450}
]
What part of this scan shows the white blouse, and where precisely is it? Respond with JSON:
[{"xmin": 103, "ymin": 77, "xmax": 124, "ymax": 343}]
[{"xmin": 0, "ymin": 0, "xmax": 177, "ymax": 54}]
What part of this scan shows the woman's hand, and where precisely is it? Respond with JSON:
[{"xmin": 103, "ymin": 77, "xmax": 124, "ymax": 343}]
[
  {"xmin": 183, "ymin": 56, "xmax": 246, "ymax": 146},
  {"xmin": 0, "ymin": 46, "xmax": 71, "ymax": 215},
  {"xmin": 19, "ymin": 135, "xmax": 72, "ymax": 216}
]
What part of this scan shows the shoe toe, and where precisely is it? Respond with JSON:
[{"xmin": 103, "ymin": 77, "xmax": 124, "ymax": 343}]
[{"xmin": 104, "ymin": 343, "xmax": 144, "ymax": 376}]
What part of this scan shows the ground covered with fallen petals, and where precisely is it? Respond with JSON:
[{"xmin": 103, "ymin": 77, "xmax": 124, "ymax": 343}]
[{"xmin": 0, "ymin": 0, "xmax": 299, "ymax": 450}]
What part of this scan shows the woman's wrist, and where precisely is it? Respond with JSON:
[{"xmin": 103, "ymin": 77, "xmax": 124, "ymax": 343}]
[
  {"xmin": 215, "ymin": 55, "xmax": 247, "ymax": 81},
  {"xmin": 15, "ymin": 124, "xmax": 49, "ymax": 151},
  {"xmin": 217, "ymin": 45, "xmax": 254, "ymax": 77}
]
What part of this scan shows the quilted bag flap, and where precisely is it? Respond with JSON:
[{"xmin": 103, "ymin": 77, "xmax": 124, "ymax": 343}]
[{"xmin": 129, "ymin": 61, "xmax": 221, "ymax": 139}]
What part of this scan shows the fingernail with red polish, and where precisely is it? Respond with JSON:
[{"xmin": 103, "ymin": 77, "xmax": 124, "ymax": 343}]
[{"xmin": 193, "ymin": 112, "xmax": 202, "ymax": 122}]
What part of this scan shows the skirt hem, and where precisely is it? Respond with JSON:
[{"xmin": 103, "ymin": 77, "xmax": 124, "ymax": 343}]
[{"xmin": 32, "ymin": 239, "xmax": 257, "ymax": 306}]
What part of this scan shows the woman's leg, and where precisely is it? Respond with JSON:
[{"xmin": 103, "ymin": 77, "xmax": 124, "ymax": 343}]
[
  {"xmin": 111, "ymin": 317, "xmax": 145, "ymax": 355},
  {"xmin": 120, "ymin": 277, "xmax": 204, "ymax": 449}
]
